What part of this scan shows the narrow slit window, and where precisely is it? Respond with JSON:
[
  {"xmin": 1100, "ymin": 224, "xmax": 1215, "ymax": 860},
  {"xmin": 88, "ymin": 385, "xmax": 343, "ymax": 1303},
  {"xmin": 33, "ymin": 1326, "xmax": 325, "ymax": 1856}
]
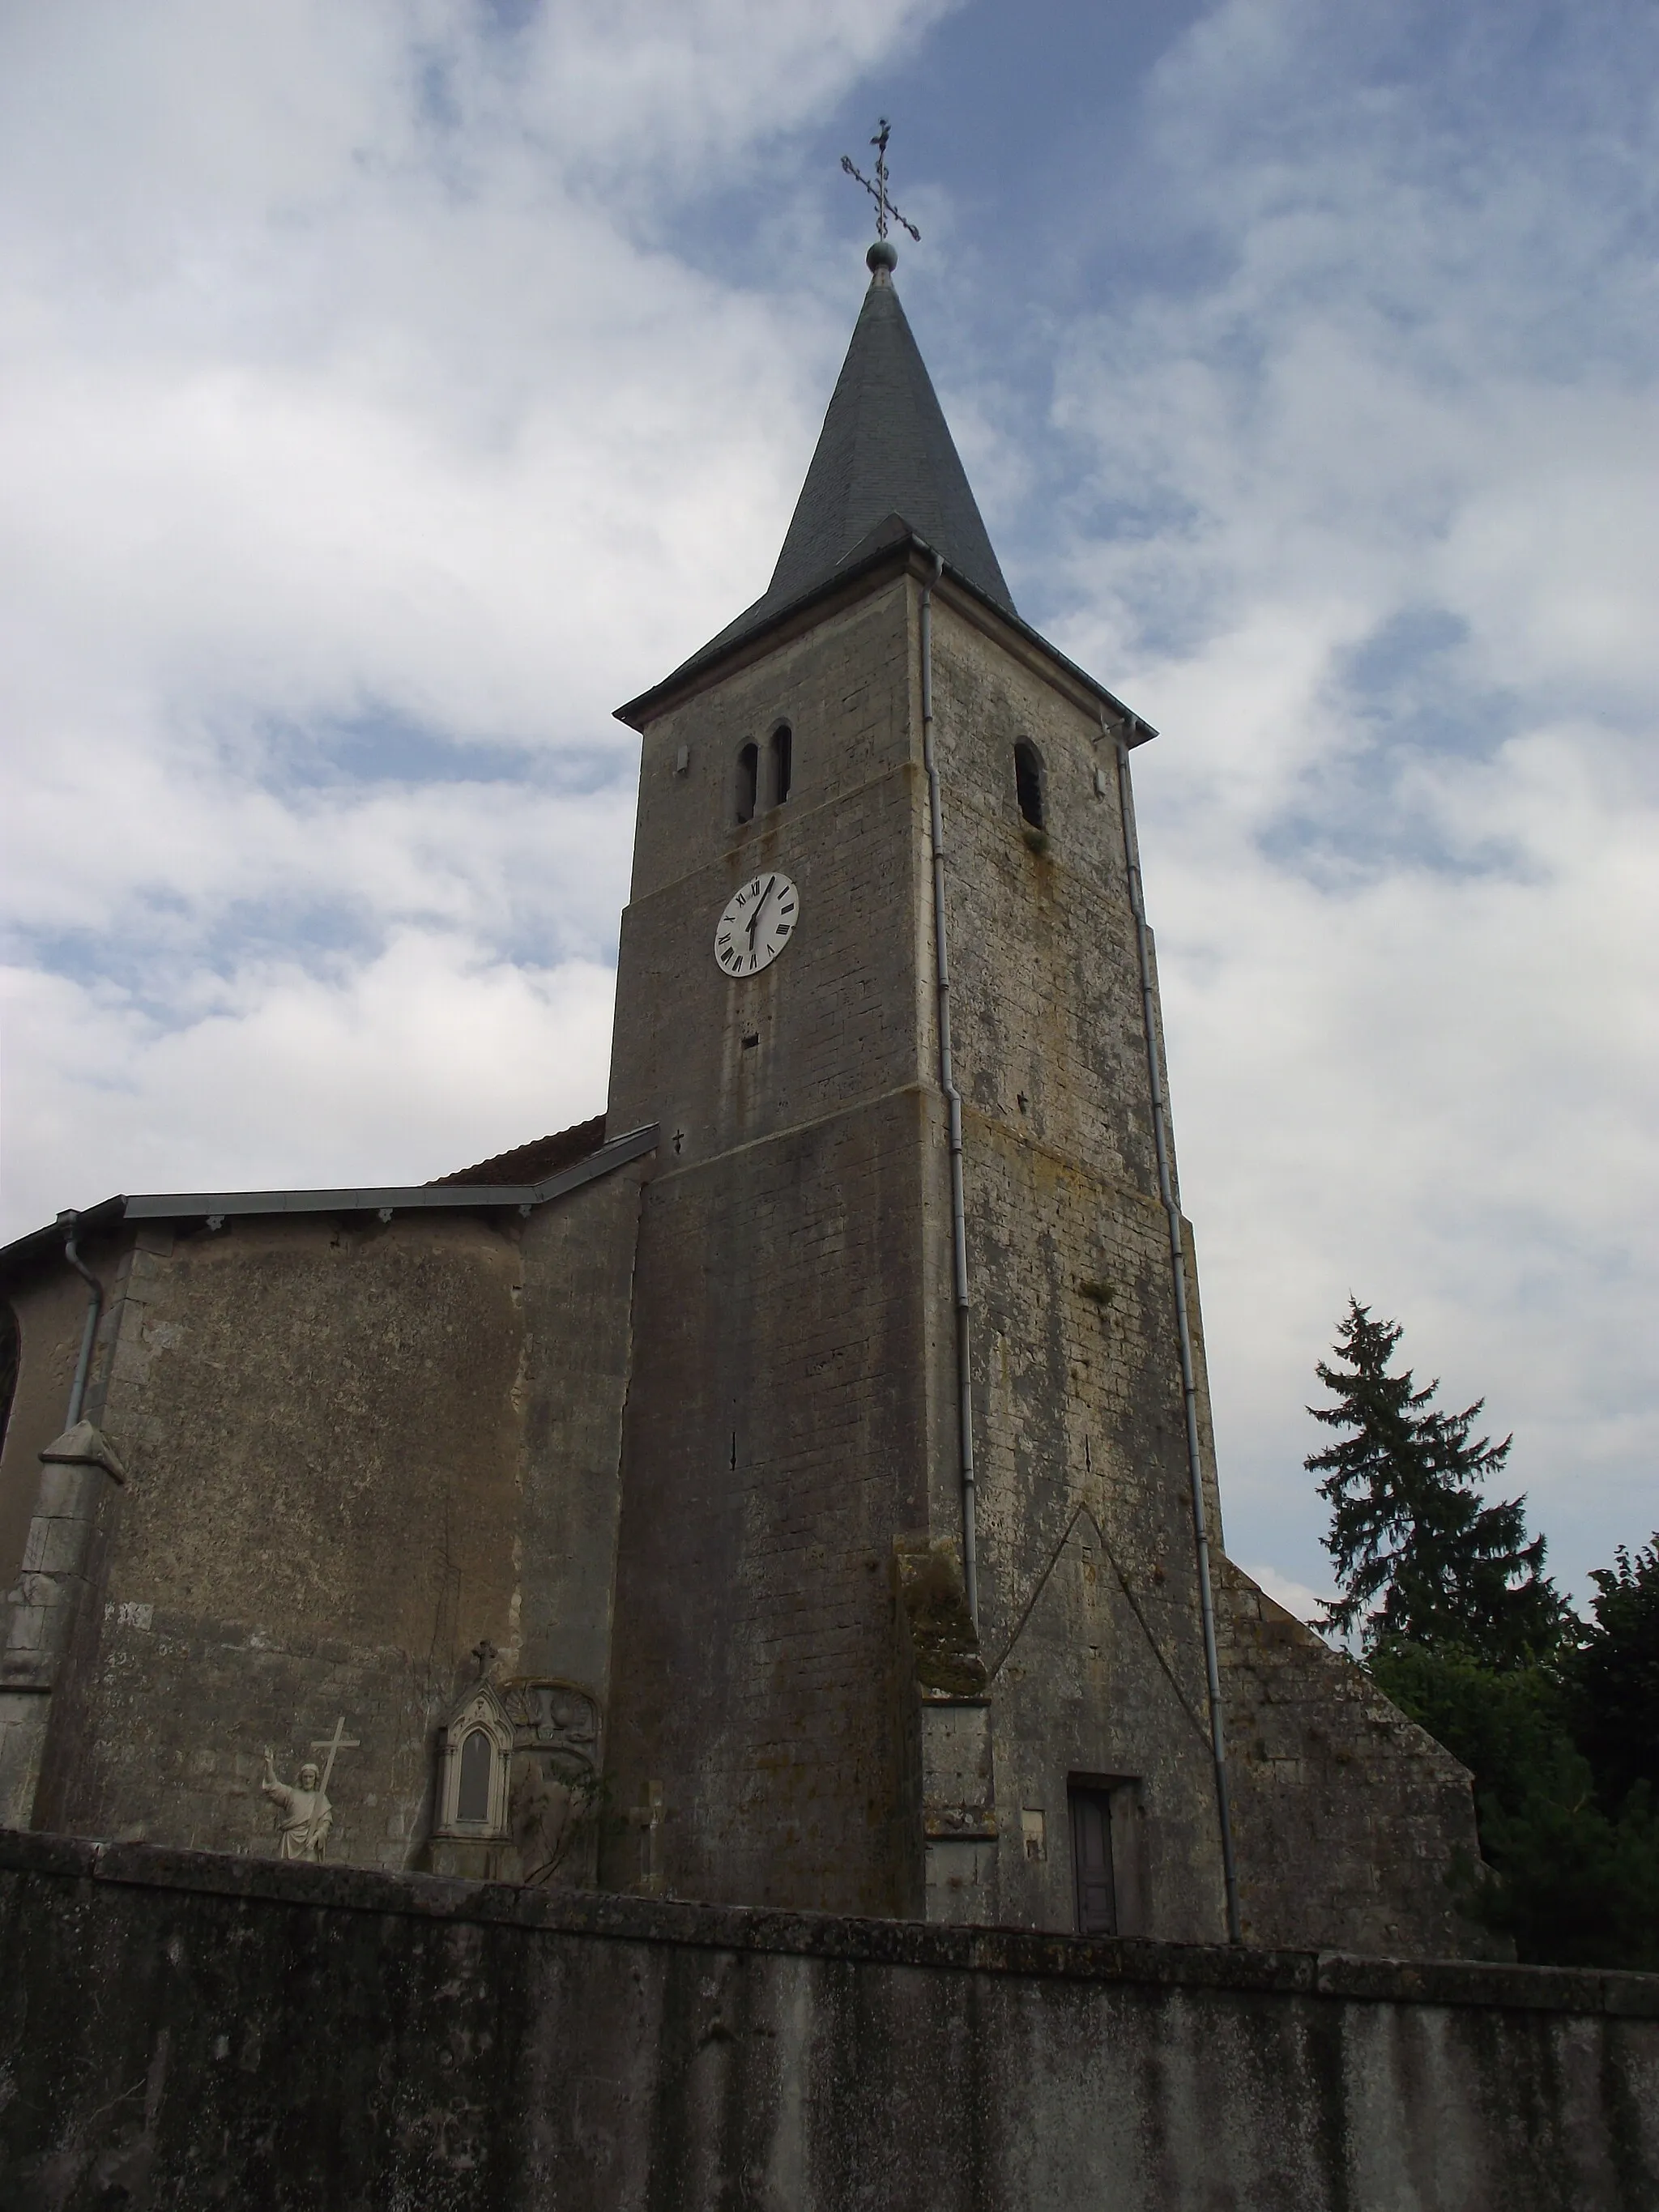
[
  {"xmin": 736, "ymin": 742, "xmax": 758, "ymax": 825},
  {"xmin": 457, "ymin": 1727, "xmax": 493, "ymax": 1824},
  {"xmin": 770, "ymin": 724, "xmax": 792, "ymax": 806},
  {"xmin": 1014, "ymin": 740, "xmax": 1045, "ymax": 830}
]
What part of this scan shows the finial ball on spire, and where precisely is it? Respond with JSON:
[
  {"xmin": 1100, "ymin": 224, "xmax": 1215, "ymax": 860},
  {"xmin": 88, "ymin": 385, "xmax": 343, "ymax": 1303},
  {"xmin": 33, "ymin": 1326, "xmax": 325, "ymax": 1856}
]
[{"xmin": 867, "ymin": 239, "xmax": 898, "ymax": 275}]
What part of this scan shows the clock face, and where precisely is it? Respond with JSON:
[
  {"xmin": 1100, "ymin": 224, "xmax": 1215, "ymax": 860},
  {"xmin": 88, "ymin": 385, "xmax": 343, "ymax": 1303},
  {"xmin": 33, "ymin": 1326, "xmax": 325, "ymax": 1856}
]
[{"xmin": 714, "ymin": 872, "xmax": 800, "ymax": 978}]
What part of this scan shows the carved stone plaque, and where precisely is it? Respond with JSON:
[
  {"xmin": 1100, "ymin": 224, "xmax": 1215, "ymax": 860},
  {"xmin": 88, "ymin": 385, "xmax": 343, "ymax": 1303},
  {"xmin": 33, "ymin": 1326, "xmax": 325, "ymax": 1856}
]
[{"xmin": 499, "ymin": 1679, "xmax": 602, "ymax": 1886}]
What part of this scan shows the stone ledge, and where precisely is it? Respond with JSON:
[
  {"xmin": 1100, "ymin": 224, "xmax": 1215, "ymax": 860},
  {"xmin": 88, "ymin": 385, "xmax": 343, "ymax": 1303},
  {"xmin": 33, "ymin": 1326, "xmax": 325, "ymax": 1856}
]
[{"xmin": 3, "ymin": 1828, "xmax": 1656, "ymax": 2018}]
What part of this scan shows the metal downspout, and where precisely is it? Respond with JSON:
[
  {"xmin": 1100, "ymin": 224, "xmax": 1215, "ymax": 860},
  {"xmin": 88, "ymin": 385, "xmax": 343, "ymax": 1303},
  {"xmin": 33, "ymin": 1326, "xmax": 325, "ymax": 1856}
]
[
  {"xmin": 1113, "ymin": 731, "xmax": 1243, "ymax": 1945},
  {"xmin": 58, "ymin": 1211, "xmax": 104, "ymax": 1427},
  {"xmin": 919, "ymin": 554, "xmax": 979, "ymax": 1627}
]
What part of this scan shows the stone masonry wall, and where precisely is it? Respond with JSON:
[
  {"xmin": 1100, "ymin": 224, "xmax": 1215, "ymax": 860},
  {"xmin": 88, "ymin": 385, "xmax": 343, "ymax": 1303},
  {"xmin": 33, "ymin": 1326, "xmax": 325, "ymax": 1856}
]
[
  {"xmin": 603, "ymin": 1088, "xmax": 937, "ymax": 1917},
  {"xmin": 1218, "ymin": 1559, "xmax": 1486, "ymax": 1957},
  {"xmin": 912, "ymin": 583, "xmax": 1497, "ymax": 1957},
  {"xmin": 621, "ymin": 580, "xmax": 917, "ymax": 936},
  {"xmin": 608, "ymin": 578, "xmax": 929, "ymax": 1169},
  {"xmin": 513, "ymin": 1165, "xmax": 649, "ymax": 1708},
  {"xmin": 604, "ymin": 575, "xmax": 955, "ymax": 1918},
  {"xmin": 2, "ymin": 1166, "xmax": 646, "ymax": 1873},
  {"xmin": 928, "ymin": 588, "xmax": 1224, "ymax": 1585},
  {"xmin": 608, "ymin": 560, "xmax": 1491, "ymax": 1952},
  {"xmin": 965, "ymin": 1115, "xmax": 1230, "ymax": 1942},
  {"xmin": 1, "ymin": 1831, "xmax": 1654, "ymax": 2212},
  {"xmin": 49, "ymin": 1211, "xmax": 530, "ymax": 1859},
  {"xmin": 931, "ymin": 594, "xmax": 1160, "ymax": 1194},
  {"xmin": 923, "ymin": 587, "xmax": 1239, "ymax": 1939}
]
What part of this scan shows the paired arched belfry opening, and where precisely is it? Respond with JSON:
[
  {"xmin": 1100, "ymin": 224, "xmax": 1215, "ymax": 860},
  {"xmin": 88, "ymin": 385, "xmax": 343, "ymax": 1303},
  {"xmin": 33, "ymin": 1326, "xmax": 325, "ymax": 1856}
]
[{"xmin": 736, "ymin": 724, "xmax": 793, "ymax": 824}]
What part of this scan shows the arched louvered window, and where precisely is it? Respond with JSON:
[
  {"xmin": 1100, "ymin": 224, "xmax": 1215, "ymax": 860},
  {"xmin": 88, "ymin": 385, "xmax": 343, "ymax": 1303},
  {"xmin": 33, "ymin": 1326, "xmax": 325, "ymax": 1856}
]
[
  {"xmin": 1014, "ymin": 740, "xmax": 1045, "ymax": 830},
  {"xmin": 770, "ymin": 724, "xmax": 792, "ymax": 806},
  {"xmin": 736, "ymin": 743, "xmax": 759, "ymax": 824}
]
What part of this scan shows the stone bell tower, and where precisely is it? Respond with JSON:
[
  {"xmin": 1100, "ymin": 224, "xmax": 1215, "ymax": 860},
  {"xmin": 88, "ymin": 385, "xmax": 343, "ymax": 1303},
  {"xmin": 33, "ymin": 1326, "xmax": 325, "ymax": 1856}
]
[
  {"xmin": 0, "ymin": 221, "xmax": 1487, "ymax": 1961},
  {"xmin": 596, "ymin": 241, "xmax": 1236, "ymax": 1938}
]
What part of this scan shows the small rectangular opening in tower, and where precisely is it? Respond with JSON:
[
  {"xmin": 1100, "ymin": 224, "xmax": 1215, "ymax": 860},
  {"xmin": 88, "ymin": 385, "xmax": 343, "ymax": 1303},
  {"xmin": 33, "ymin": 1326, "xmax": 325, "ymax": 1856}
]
[{"xmin": 770, "ymin": 724, "xmax": 792, "ymax": 806}]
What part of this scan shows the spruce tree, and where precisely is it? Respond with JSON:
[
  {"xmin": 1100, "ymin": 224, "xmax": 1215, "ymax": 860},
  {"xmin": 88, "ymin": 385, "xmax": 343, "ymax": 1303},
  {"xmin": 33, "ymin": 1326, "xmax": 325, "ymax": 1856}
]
[
  {"xmin": 1569, "ymin": 1536, "xmax": 1659, "ymax": 1817},
  {"xmin": 1372, "ymin": 1613, "xmax": 1659, "ymax": 1971},
  {"xmin": 1307, "ymin": 1298, "xmax": 1565, "ymax": 1665}
]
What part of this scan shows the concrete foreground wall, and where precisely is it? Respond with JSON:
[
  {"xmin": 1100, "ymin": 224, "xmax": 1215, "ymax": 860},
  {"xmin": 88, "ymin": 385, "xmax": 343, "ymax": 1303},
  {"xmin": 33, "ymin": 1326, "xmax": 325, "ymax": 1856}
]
[{"xmin": 0, "ymin": 1832, "xmax": 1654, "ymax": 2211}]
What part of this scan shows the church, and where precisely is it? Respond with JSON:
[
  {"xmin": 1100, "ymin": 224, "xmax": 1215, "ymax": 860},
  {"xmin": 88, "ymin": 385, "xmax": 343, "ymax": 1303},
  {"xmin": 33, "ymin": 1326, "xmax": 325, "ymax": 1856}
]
[{"xmin": 0, "ymin": 236, "xmax": 1484, "ymax": 1958}]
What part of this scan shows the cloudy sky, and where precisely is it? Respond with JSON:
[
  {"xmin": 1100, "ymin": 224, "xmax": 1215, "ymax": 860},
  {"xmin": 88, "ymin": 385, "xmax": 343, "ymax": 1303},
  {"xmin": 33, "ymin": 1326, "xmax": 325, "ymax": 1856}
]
[{"xmin": 2, "ymin": 0, "xmax": 1655, "ymax": 1614}]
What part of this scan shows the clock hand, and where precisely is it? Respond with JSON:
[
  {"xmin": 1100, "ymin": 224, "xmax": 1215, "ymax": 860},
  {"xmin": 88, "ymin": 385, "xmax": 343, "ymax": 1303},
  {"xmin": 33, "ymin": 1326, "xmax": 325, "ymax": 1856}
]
[{"xmin": 746, "ymin": 875, "xmax": 777, "ymax": 948}]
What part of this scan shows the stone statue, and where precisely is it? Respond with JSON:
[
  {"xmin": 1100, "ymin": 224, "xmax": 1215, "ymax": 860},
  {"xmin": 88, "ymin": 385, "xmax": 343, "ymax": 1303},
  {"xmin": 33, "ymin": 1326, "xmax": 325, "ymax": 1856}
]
[{"xmin": 262, "ymin": 1750, "xmax": 332, "ymax": 1860}]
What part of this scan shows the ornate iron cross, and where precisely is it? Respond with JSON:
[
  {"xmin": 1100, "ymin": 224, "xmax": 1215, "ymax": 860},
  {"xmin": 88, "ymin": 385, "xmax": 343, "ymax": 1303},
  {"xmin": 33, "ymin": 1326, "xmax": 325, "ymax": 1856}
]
[{"xmin": 842, "ymin": 118, "xmax": 920, "ymax": 243}]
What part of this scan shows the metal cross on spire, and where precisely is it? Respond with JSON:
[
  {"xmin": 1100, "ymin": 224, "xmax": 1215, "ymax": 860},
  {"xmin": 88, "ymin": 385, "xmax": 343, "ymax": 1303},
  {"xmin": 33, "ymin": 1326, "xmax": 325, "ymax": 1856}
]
[{"xmin": 841, "ymin": 118, "xmax": 920, "ymax": 244}]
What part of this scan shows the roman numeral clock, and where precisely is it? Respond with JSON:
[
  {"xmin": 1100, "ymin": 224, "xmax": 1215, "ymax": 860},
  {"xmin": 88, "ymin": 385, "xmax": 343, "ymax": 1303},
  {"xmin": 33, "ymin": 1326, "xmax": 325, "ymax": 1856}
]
[{"xmin": 714, "ymin": 873, "xmax": 799, "ymax": 976}]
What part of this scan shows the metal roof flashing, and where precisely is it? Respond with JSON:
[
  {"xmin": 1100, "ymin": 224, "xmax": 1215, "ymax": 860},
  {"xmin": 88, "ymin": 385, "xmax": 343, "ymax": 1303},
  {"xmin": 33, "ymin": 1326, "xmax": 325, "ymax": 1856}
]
[{"xmin": 0, "ymin": 1124, "xmax": 659, "ymax": 1287}]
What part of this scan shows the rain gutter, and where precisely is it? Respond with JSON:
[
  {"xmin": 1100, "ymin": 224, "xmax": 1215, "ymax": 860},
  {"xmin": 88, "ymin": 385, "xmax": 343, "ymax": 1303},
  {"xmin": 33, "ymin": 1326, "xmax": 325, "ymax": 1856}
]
[{"xmin": 919, "ymin": 549, "xmax": 979, "ymax": 1628}]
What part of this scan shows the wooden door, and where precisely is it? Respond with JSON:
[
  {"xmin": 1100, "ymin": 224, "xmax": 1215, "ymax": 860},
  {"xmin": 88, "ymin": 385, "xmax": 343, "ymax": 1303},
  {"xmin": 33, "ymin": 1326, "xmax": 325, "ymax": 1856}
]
[{"xmin": 1070, "ymin": 1786, "xmax": 1118, "ymax": 1936}]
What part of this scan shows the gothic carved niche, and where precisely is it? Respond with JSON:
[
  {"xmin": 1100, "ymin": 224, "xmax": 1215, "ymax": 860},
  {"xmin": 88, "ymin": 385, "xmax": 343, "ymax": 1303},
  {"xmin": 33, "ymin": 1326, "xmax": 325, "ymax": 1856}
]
[
  {"xmin": 433, "ymin": 1681, "xmax": 514, "ymax": 1843},
  {"xmin": 499, "ymin": 1679, "xmax": 602, "ymax": 1887},
  {"xmin": 428, "ymin": 1674, "xmax": 603, "ymax": 1886}
]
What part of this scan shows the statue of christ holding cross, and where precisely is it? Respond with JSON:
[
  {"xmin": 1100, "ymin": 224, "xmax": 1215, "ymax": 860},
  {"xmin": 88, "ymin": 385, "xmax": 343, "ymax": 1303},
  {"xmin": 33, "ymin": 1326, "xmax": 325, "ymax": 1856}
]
[{"xmin": 262, "ymin": 1716, "xmax": 358, "ymax": 1860}]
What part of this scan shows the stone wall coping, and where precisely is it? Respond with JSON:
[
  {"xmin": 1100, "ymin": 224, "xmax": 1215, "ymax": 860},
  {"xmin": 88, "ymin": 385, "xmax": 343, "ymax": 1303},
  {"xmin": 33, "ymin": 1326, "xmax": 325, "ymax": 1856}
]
[{"xmin": 4, "ymin": 1829, "xmax": 1655, "ymax": 2020}]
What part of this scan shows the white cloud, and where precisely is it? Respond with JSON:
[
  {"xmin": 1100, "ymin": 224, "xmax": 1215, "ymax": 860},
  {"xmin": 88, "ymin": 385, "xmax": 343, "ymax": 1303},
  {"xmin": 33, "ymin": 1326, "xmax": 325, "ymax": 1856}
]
[
  {"xmin": 4, "ymin": 935, "xmax": 619, "ymax": 1205},
  {"xmin": 1038, "ymin": 0, "xmax": 1659, "ymax": 1596},
  {"xmin": 0, "ymin": 0, "xmax": 1653, "ymax": 1613},
  {"xmin": 0, "ymin": 0, "xmax": 952, "ymax": 1236},
  {"xmin": 1239, "ymin": 1563, "xmax": 1334, "ymax": 1630}
]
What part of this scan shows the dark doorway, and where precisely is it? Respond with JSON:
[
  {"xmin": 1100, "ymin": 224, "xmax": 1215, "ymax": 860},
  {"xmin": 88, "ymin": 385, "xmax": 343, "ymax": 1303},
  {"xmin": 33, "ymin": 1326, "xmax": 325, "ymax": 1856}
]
[{"xmin": 1069, "ymin": 1784, "xmax": 1118, "ymax": 1936}]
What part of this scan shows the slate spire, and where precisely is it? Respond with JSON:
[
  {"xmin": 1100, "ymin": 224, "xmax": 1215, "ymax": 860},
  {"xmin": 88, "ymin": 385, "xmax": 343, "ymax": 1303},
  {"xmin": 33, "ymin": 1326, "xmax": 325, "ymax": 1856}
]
[
  {"xmin": 763, "ymin": 249, "xmax": 1016, "ymax": 620},
  {"xmin": 676, "ymin": 251, "xmax": 1015, "ymax": 677}
]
